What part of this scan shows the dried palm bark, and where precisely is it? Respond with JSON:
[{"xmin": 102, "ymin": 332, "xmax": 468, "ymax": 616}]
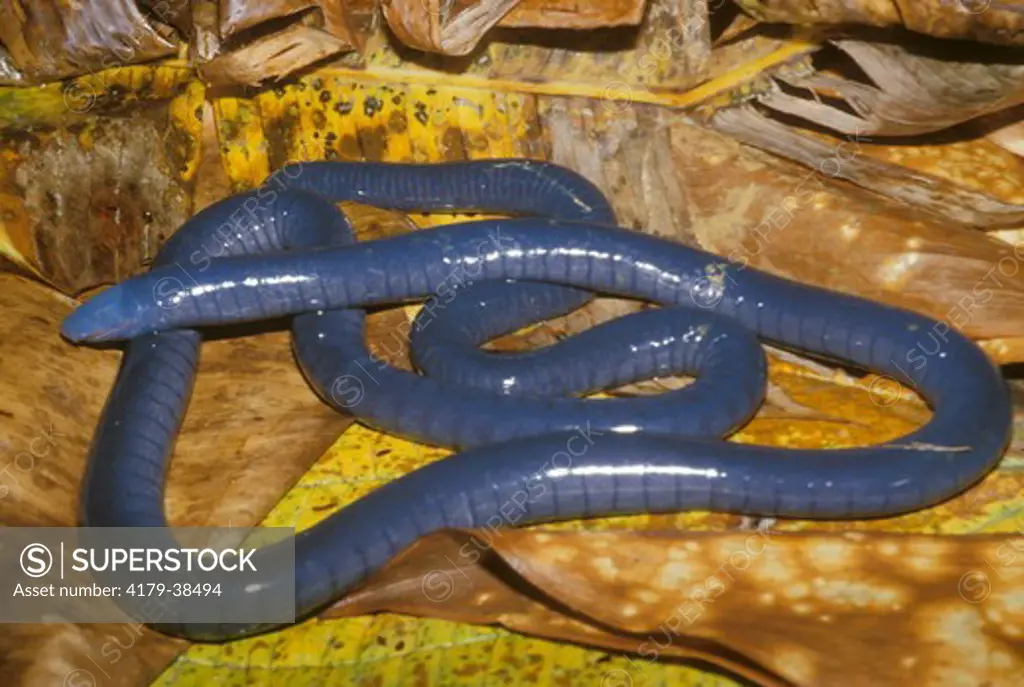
[
  {"xmin": 735, "ymin": 0, "xmax": 1024, "ymax": 46},
  {"xmin": 0, "ymin": 0, "xmax": 184, "ymax": 86}
]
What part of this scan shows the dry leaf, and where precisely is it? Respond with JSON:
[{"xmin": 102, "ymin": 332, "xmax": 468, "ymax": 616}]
[
  {"xmin": 0, "ymin": 622, "xmax": 185, "ymax": 687},
  {"xmin": 670, "ymin": 119, "xmax": 1024, "ymax": 344},
  {"xmin": 735, "ymin": 0, "xmax": 1024, "ymax": 46},
  {"xmin": 219, "ymin": 0, "xmax": 356, "ymax": 40},
  {"xmin": 192, "ymin": 100, "xmax": 234, "ymax": 212},
  {"xmin": 755, "ymin": 38, "xmax": 1024, "ymax": 137},
  {"xmin": 0, "ymin": 272, "xmax": 353, "ymax": 685},
  {"xmin": 0, "ymin": 107, "xmax": 197, "ymax": 294},
  {"xmin": 502, "ymin": 0, "xmax": 650, "ymax": 28},
  {"xmin": 140, "ymin": 0, "xmax": 194, "ymax": 36},
  {"xmin": 0, "ymin": 1, "xmax": 182, "ymax": 86},
  {"xmin": 198, "ymin": 22, "xmax": 357, "ymax": 87},
  {"xmin": 326, "ymin": 529, "xmax": 1024, "ymax": 686},
  {"xmin": 327, "ymin": 530, "xmax": 792, "ymax": 687},
  {"xmin": 988, "ymin": 113, "xmax": 1024, "ymax": 157},
  {"xmin": 982, "ymin": 336, "xmax": 1024, "ymax": 364},
  {"xmin": 196, "ymin": 1, "xmax": 363, "ymax": 86},
  {"xmin": 0, "ymin": 273, "xmax": 352, "ymax": 530},
  {"xmin": 710, "ymin": 106, "xmax": 1024, "ymax": 229},
  {"xmin": 382, "ymin": 0, "xmax": 653, "ymax": 56},
  {"xmin": 383, "ymin": 0, "xmax": 524, "ymax": 55}
]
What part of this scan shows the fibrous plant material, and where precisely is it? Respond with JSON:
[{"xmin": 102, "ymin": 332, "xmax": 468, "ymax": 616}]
[
  {"xmin": 755, "ymin": 39, "xmax": 1024, "ymax": 137},
  {"xmin": 735, "ymin": 0, "xmax": 1024, "ymax": 46}
]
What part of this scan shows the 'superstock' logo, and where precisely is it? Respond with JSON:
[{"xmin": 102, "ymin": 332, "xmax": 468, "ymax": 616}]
[{"xmin": 20, "ymin": 543, "xmax": 53, "ymax": 578}]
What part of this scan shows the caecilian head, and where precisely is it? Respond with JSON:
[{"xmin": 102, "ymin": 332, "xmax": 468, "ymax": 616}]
[{"xmin": 61, "ymin": 277, "xmax": 174, "ymax": 344}]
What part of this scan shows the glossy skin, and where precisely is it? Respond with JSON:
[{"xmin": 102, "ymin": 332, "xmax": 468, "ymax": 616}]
[{"xmin": 63, "ymin": 160, "xmax": 1012, "ymax": 642}]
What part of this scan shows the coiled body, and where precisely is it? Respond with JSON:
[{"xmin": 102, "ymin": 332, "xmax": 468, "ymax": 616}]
[{"xmin": 63, "ymin": 160, "xmax": 1012, "ymax": 642}]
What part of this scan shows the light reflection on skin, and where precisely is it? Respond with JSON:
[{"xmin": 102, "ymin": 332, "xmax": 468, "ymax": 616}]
[
  {"xmin": 475, "ymin": 245, "xmax": 687, "ymax": 290},
  {"xmin": 544, "ymin": 464, "xmax": 723, "ymax": 479},
  {"xmin": 166, "ymin": 275, "xmax": 314, "ymax": 306}
]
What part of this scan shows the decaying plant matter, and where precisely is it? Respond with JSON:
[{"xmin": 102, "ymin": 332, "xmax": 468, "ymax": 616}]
[
  {"xmin": 735, "ymin": 0, "xmax": 1024, "ymax": 46},
  {"xmin": 751, "ymin": 39, "xmax": 1024, "ymax": 138},
  {"xmin": 0, "ymin": 0, "xmax": 182, "ymax": 85},
  {"xmin": 381, "ymin": 0, "xmax": 651, "ymax": 55},
  {"xmin": 194, "ymin": 0, "xmax": 368, "ymax": 86}
]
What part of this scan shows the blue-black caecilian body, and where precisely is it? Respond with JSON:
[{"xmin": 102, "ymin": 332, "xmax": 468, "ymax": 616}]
[{"xmin": 61, "ymin": 160, "xmax": 1012, "ymax": 642}]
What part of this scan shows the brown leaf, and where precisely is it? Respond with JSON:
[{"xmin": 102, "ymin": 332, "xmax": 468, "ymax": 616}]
[
  {"xmin": 488, "ymin": 0, "xmax": 764, "ymax": 94},
  {"xmin": 327, "ymin": 531, "xmax": 792, "ymax": 686},
  {"xmin": 326, "ymin": 529, "xmax": 1024, "ymax": 686},
  {"xmin": 0, "ymin": 104, "xmax": 198, "ymax": 295},
  {"xmin": 988, "ymin": 112, "xmax": 1024, "ymax": 158},
  {"xmin": 200, "ymin": 22, "xmax": 352, "ymax": 87},
  {"xmin": 755, "ymin": 38, "xmax": 1024, "ymax": 137},
  {"xmin": 735, "ymin": 0, "xmax": 1024, "ymax": 46},
  {"xmin": 0, "ymin": 622, "xmax": 186, "ymax": 687},
  {"xmin": 0, "ymin": 1, "xmax": 182, "ymax": 85},
  {"xmin": 340, "ymin": 202, "xmax": 421, "ymax": 243},
  {"xmin": 196, "ymin": 1, "xmax": 364, "ymax": 86},
  {"xmin": 982, "ymin": 336, "xmax": 1024, "ymax": 364},
  {"xmin": 383, "ymin": 0, "xmax": 525, "ymax": 56},
  {"xmin": 219, "ymin": 0, "xmax": 356, "ymax": 41},
  {"xmin": 0, "ymin": 269, "xmax": 352, "ymax": 683},
  {"xmin": 140, "ymin": 0, "xmax": 194, "ymax": 36},
  {"xmin": 671, "ymin": 118, "xmax": 1024, "ymax": 342},
  {"xmin": 381, "ymin": 0, "xmax": 655, "ymax": 57},
  {"xmin": 501, "ymin": 0, "xmax": 649, "ymax": 29},
  {"xmin": 193, "ymin": 99, "xmax": 234, "ymax": 212},
  {"xmin": 0, "ymin": 279, "xmax": 114, "ymax": 527},
  {"xmin": 710, "ymin": 105, "xmax": 1024, "ymax": 229},
  {"xmin": 0, "ymin": 273, "xmax": 351, "ymax": 528}
]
